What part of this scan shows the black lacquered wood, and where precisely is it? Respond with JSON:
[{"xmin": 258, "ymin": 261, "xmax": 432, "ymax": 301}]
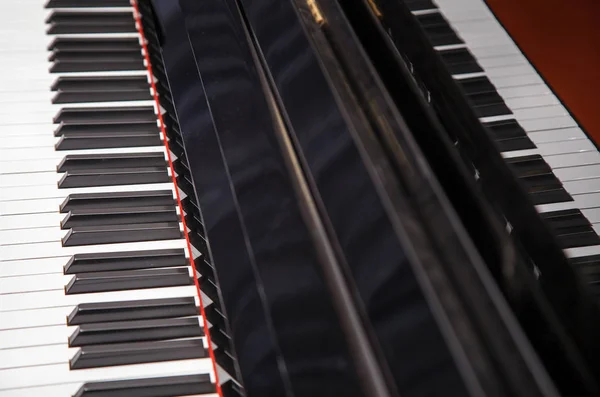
[
  {"xmin": 50, "ymin": 58, "xmax": 146, "ymax": 73},
  {"xmin": 439, "ymin": 48, "xmax": 483, "ymax": 75},
  {"xmin": 61, "ymin": 221, "xmax": 181, "ymax": 246},
  {"xmin": 57, "ymin": 152, "xmax": 166, "ymax": 172},
  {"xmin": 55, "ymin": 132, "xmax": 161, "ymax": 150},
  {"xmin": 69, "ymin": 317, "xmax": 203, "ymax": 346},
  {"xmin": 54, "ymin": 120, "xmax": 159, "ymax": 137},
  {"xmin": 60, "ymin": 205, "xmax": 178, "ymax": 229},
  {"xmin": 67, "ymin": 297, "xmax": 198, "ymax": 325},
  {"xmin": 65, "ymin": 267, "xmax": 192, "ymax": 294},
  {"xmin": 46, "ymin": 11, "xmax": 136, "ymax": 34},
  {"xmin": 57, "ymin": 167, "xmax": 169, "ymax": 188},
  {"xmin": 73, "ymin": 374, "xmax": 215, "ymax": 397},
  {"xmin": 541, "ymin": 209, "xmax": 600, "ymax": 249},
  {"xmin": 48, "ymin": 37, "xmax": 140, "ymax": 52},
  {"xmin": 64, "ymin": 248, "xmax": 187, "ymax": 274},
  {"xmin": 54, "ymin": 106, "xmax": 156, "ymax": 124},
  {"xmin": 69, "ymin": 338, "xmax": 206, "ymax": 369},
  {"xmin": 60, "ymin": 190, "xmax": 175, "ymax": 213}
]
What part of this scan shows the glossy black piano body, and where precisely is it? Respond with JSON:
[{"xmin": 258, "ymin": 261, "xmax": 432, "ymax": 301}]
[{"xmin": 136, "ymin": 1, "xmax": 600, "ymax": 397}]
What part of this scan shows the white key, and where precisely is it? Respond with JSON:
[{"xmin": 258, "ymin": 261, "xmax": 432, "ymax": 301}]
[
  {"xmin": 0, "ymin": 334, "xmax": 206, "ymax": 369},
  {"xmin": 501, "ymin": 139, "xmax": 596, "ymax": 159},
  {"xmin": 0, "ymin": 273, "xmax": 70, "ymax": 294},
  {"xmin": 554, "ymin": 165, "xmax": 600, "ymax": 182},
  {"xmin": 0, "ymin": 284, "xmax": 197, "ymax": 311},
  {"xmin": 519, "ymin": 116, "xmax": 578, "ymax": 132},
  {"xmin": 1, "ymin": 182, "xmax": 174, "ymax": 201},
  {"xmin": 2, "ymin": 385, "xmax": 218, "ymax": 397},
  {"xmin": 527, "ymin": 128, "xmax": 587, "ymax": 144},
  {"xmin": 0, "ymin": 198, "xmax": 64, "ymax": 215},
  {"xmin": 0, "ymin": 144, "xmax": 164, "ymax": 161},
  {"xmin": 0, "ymin": 226, "xmax": 65, "ymax": 244},
  {"xmin": 565, "ymin": 245, "xmax": 600, "ymax": 258},
  {"xmin": 0, "ymin": 212, "xmax": 63, "ymax": 230},
  {"xmin": 0, "ymin": 291, "xmax": 200, "ymax": 330},
  {"xmin": 0, "ymin": 100, "xmax": 156, "ymax": 117},
  {"xmin": 0, "ymin": 306, "xmax": 73, "ymax": 330},
  {"xmin": 497, "ymin": 84, "xmax": 551, "ymax": 99},
  {"xmin": 505, "ymin": 94, "xmax": 560, "ymax": 110},
  {"xmin": 544, "ymin": 152, "xmax": 600, "ymax": 169},
  {"xmin": 1, "ymin": 237, "xmax": 186, "ymax": 262},
  {"xmin": 536, "ymin": 193, "xmax": 600, "ymax": 213},
  {"xmin": 0, "ymin": 256, "xmax": 71, "ymax": 278},
  {"xmin": 0, "ymin": 325, "xmax": 71, "ymax": 350},
  {"xmin": 564, "ymin": 178, "xmax": 600, "ymax": 195},
  {"xmin": 0, "ymin": 358, "xmax": 213, "ymax": 391}
]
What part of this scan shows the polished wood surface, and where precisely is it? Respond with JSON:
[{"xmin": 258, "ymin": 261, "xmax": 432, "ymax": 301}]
[{"xmin": 486, "ymin": 0, "xmax": 600, "ymax": 144}]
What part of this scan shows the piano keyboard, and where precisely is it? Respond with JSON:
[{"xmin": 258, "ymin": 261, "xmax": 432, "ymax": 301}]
[
  {"xmin": 0, "ymin": 1, "xmax": 218, "ymax": 396},
  {"xmin": 409, "ymin": 0, "xmax": 600, "ymax": 271}
]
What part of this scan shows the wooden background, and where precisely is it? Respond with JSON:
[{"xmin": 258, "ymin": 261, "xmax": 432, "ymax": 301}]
[{"xmin": 486, "ymin": 0, "xmax": 600, "ymax": 143}]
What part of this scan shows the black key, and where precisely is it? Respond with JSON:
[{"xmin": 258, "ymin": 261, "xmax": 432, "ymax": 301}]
[
  {"xmin": 416, "ymin": 12, "xmax": 463, "ymax": 46},
  {"xmin": 69, "ymin": 338, "xmax": 206, "ymax": 369},
  {"xmin": 52, "ymin": 76, "xmax": 148, "ymax": 92},
  {"xmin": 65, "ymin": 268, "xmax": 193, "ymax": 295},
  {"xmin": 60, "ymin": 190, "xmax": 175, "ymax": 213},
  {"xmin": 46, "ymin": 0, "xmax": 131, "ymax": 8},
  {"xmin": 57, "ymin": 152, "xmax": 166, "ymax": 172},
  {"xmin": 55, "ymin": 132, "xmax": 161, "ymax": 150},
  {"xmin": 493, "ymin": 137, "xmax": 536, "ymax": 152},
  {"xmin": 458, "ymin": 76, "xmax": 496, "ymax": 96},
  {"xmin": 221, "ymin": 380, "xmax": 245, "ymax": 397},
  {"xmin": 46, "ymin": 11, "xmax": 136, "ymax": 34},
  {"xmin": 404, "ymin": 0, "xmax": 436, "ymax": 12},
  {"xmin": 64, "ymin": 249, "xmax": 187, "ymax": 274},
  {"xmin": 438, "ymin": 48, "xmax": 483, "ymax": 75},
  {"xmin": 61, "ymin": 221, "xmax": 182, "ymax": 247},
  {"xmin": 470, "ymin": 98, "xmax": 512, "ymax": 118},
  {"xmin": 54, "ymin": 121, "xmax": 159, "ymax": 137},
  {"xmin": 54, "ymin": 106, "xmax": 156, "ymax": 124},
  {"xmin": 484, "ymin": 119, "xmax": 536, "ymax": 151},
  {"xmin": 519, "ymin": 174, "xmax": 572, "ymax": 205},
  {"xmin": 506, "ymin": 156, "xmax": 573, "ymax": 204},
  {"xmin": 73, "ymin": 374, "xmax": 215, "ymax": 397},
  {"xmin": 57, "ymin": 167, "xmax": 169, "ymax": 188},
  {"xmin": 61, "ymin": 205, "xmax": 179, "ymax": 229},
  {"xmin": 48, "ymin": 37, "xmax": 140, "ymax": 52},
  {"xmin": 507, "ymin": 155, "xmax": 552, "ymax": 177},
  {"xmin": 69, "ymin": 317, "xmax": 203, "ymax": 347},
  {"xmin": 50, "ymin": 58, "xmax": 145, "ymax": 73},
  {"xmin": 49, "ymin": 50, "xmax": 143, "ymax": 63},
  {"xmin": 51, "ymin": 76, "xmax": 151, "ymax": 104},
  {"xmin": 67, "ymin": 297, "xmax": 199, "ymax": 325},
  {"xmin": 540, "ymin": 209, "xmax": 600, "ymax": 249}
]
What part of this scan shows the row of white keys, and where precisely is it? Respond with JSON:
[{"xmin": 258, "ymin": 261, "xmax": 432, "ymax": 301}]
[
  {"xmin": 432, "ymin": 0, "xmax": 600, "ymax": 258},
  {"xmin": 0, "ymin": 2, "xmax": 216, "ymax": 395}
]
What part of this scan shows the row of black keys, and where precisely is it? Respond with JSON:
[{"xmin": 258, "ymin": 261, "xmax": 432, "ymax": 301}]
[
  {"xmin": 46, "ymin": 4, "xmax": 209, "ymax": 376},
  {"xmin": 405, "ymin": 3, "xmax": 600, "ymax": 249},
  {"xmin": 407, "ymin": 2, "xmax": 600, "ymax": 291},
  {"xmin": 43, "ymin": 3, "xmax": 240, "ymax": 395}
]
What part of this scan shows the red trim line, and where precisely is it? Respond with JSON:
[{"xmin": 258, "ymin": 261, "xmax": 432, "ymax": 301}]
[{"xmin": 131, "ymin": 2, "xmax": 223, "ymax": 395}]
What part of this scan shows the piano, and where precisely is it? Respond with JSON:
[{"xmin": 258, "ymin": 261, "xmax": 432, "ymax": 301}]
[{"xmin": 1, "ymin": 0, "xmax": 599, "ymax": 396}]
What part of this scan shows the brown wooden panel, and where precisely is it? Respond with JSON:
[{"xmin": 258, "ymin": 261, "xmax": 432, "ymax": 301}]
[{"xmin": 486, "ymin": 0, "xmax": 600, "ymax": 144}]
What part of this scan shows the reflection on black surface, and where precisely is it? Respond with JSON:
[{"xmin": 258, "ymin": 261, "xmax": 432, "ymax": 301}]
[
  {"xmin": 151, "ymin": 0, "xmax": 283, "ymax": 394},
  {"xmin": 239, "ymin": 0, "xmax": 471, "ymax": 396},
  {"xmin": 153, "ymin": 0, "xmax": 364, "ymax": 396}
]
